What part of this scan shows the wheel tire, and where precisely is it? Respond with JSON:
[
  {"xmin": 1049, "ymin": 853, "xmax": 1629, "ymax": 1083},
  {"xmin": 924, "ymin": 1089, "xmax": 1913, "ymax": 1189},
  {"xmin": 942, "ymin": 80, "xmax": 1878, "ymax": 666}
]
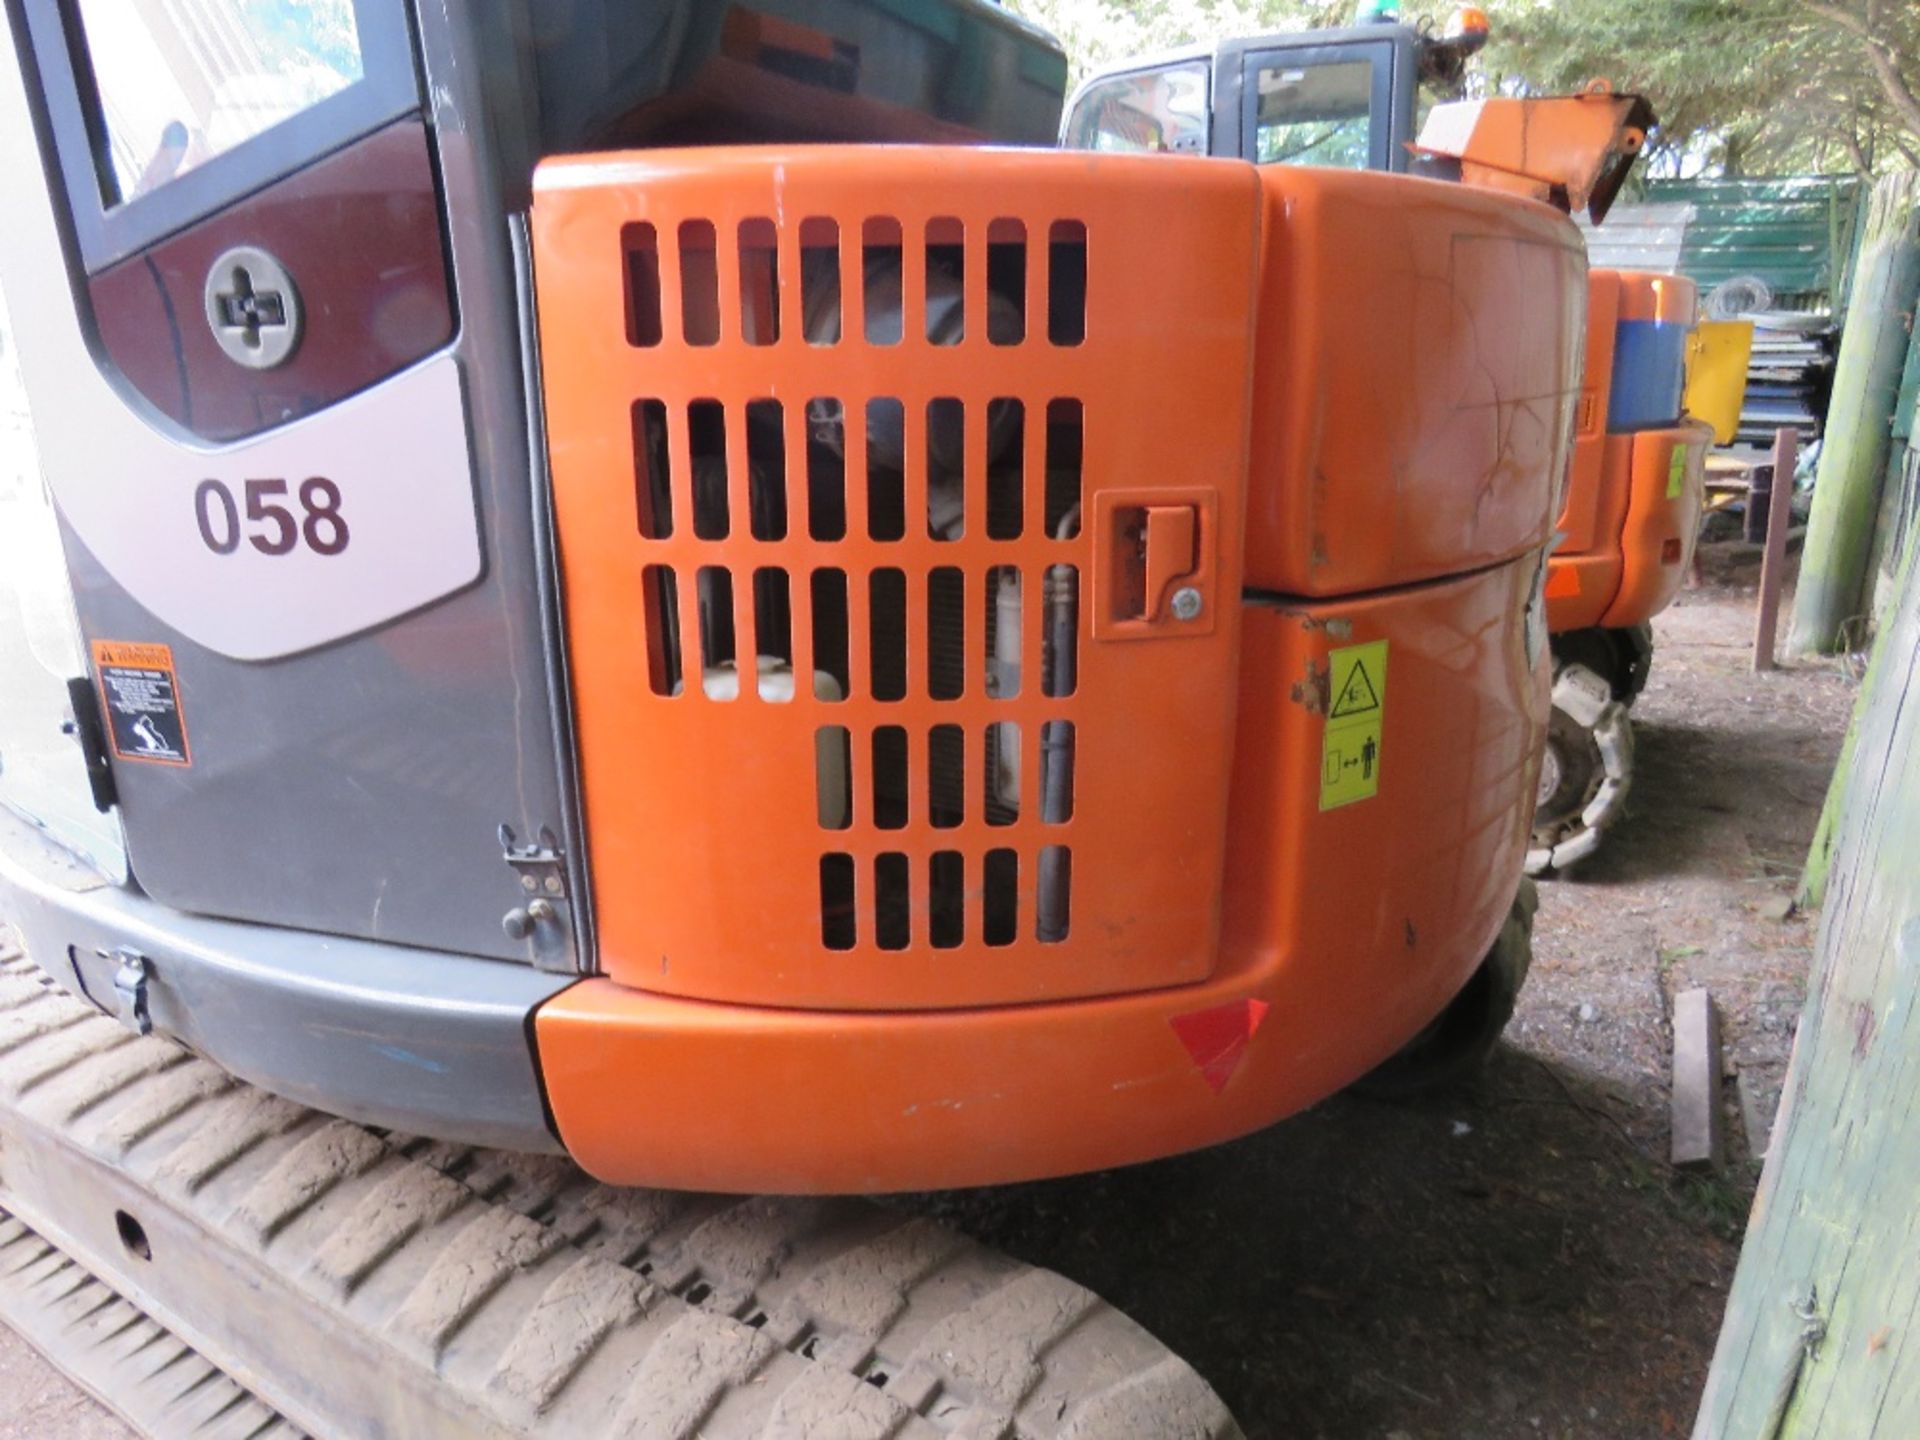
[
  {"xmin": 1525, "ymin": 660, "xmax": 1633, "ymax": 876},
  {"xmin": 1352, "ymin": 879, "xmax": 1537, "ymax": 1100}
]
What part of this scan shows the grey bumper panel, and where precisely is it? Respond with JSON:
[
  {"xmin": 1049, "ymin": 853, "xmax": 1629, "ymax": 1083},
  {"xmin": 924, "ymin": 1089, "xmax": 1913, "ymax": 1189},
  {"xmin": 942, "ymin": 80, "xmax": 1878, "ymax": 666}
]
[{"xmin": 0, "ymin": 808, "xmax": 567, "ymax": 1152}]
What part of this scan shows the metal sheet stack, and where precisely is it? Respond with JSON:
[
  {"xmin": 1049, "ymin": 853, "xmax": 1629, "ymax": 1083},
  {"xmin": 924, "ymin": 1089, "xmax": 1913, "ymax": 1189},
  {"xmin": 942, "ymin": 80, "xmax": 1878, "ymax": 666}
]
[{"xmin": 1735, "ymin": 311, "xmax": 1835, "ymax": 448}]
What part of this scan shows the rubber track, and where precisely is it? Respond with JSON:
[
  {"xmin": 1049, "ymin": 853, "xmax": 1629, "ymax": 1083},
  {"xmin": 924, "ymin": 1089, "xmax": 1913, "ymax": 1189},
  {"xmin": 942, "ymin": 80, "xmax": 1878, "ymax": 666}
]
[
  {"xmin": 0, "ymin": 943, "xmax": 1242, "ymax": 1439},
  {"xmin": 0, "ymin": 1207, "xmax": 304, "ymax": 1439}
]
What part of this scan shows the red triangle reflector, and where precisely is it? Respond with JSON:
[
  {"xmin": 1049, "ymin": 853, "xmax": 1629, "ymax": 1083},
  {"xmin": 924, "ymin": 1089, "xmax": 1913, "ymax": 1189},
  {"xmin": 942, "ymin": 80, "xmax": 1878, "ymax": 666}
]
[{"xmin": 1169, "ymin": 998, "xmax": 1270, "ymax": 1094}]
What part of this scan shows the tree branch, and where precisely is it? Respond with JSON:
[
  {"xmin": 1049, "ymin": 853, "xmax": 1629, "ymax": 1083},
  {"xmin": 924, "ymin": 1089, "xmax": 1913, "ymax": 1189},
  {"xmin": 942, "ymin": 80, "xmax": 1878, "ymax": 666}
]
[
  {"xmin": 1802, "ymin": 0, "xmax": 1920, "ymax": 141},
  {"xmin": 1841, "ymin": 123, "xmax": 1872, "ymax": 175}
]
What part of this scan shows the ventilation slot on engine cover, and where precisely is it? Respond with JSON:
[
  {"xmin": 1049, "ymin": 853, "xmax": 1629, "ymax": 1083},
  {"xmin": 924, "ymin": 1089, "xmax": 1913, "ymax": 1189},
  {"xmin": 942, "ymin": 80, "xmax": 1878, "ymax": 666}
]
[
  {"xmin": 624, "ymin": 253, "xmax": 1089, "ymax": 956},
  {"xmin": 620, "ymin": 256, "xmax": 1089, "ymax": 959}
]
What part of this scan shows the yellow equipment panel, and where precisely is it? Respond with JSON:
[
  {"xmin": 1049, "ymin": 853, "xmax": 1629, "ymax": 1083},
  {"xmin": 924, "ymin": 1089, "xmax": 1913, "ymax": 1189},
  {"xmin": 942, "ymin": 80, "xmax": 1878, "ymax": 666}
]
[{"xmin": 1685, "ymin": 320, "xmax": 1754, "ymax": 446}]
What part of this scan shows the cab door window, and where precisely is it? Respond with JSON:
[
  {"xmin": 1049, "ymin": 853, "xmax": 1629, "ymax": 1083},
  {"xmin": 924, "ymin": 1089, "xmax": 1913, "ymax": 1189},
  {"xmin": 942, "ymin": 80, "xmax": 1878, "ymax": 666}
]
[
  {"xmin": 73, "ymin": 0, "xmax": 367, "ymax": 207},
  {"xmin": 1243, "ymin": 43, "xmax": 1394, "ymax": 171},
  {"xmin": 1064, "ymin": 63, "xmax": 1209, "ymax": 154},
  {"xmin": 23, "ymin": 0, "xmax": 417, "ymax": 271}
]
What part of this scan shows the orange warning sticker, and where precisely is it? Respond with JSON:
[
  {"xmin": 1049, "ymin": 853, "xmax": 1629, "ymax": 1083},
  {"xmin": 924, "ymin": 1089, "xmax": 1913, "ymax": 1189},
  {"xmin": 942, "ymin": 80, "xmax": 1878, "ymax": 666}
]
[{"xmin": 92, "ymin": 640, "xmax": 191, "ymax": 766}]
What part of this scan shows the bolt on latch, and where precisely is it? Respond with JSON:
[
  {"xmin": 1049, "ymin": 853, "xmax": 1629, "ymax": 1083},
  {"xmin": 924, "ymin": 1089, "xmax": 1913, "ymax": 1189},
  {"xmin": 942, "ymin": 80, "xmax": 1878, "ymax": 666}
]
[
  {"xmin": 499, "ymin": 824, "xmax": 575, "ymax": 972},
  {"xmin": 103, "ymin": 946, "xmax": 152, "ymax": 1036}
]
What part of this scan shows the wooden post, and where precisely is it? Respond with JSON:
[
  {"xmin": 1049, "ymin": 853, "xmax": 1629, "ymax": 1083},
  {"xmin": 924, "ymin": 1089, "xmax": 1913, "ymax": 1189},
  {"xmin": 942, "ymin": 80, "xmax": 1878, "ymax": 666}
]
[
  {"xmin": 1696, "ymin": 536, "xmax": 1920, "ymax": 1437},
  {"xmin": 1753, "ymin": 427, "xmax": 1799, "ymax": 671},
  {"xmin": 1788, "ymin": 170, "xmax": 1920, "ymax": 656},
  {"xmin": 1801, "ymin": 531, "xmax": 1918, "ymax": 907}
]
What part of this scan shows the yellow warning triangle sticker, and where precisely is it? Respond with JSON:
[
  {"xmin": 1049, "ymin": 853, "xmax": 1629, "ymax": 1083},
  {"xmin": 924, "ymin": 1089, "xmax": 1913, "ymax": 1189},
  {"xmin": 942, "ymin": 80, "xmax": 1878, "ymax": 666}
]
[
  {"xmin": 1330, "ymin": 658, "xmax": 1380, "ymax": 718},
  {"xmin": 1322, "ymin": 639, "xmax": 1387, "ymax": 810}
]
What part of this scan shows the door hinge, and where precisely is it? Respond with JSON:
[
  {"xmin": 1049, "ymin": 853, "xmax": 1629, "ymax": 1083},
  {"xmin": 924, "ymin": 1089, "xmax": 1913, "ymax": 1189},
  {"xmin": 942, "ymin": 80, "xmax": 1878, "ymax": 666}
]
[
  {"xmin": 498, "ymin": 824, "xmax": 574, "ymax": 973},
  {"xmin": 63, "ymin": 676, "xmax": 117, "ymax": 813}
]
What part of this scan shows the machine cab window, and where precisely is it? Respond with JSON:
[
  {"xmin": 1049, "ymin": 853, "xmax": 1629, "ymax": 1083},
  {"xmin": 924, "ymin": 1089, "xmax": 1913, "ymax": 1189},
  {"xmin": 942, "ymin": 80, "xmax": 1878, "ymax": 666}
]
[
  {"xmin": 1242, "ymin": 40, "xmax": 1396, "ymax": 171},
  {"xmin": 73, "ymin": 0, "xmax": 368, "ymax": 208},
  {"xmin": 1064, "ymin": 29, "xmax": 1421, "ymax": 174},
  {"xmin": 1250, "ymin": 56, "xmax": 1374, "ymax": 167},
  {"xmin": 25, "ymin": 0, "xmax": 417, "ymax": 271},
  {"xmin": 1063, "ymin": 62, "xmax": 1210, "ymax": 154}
]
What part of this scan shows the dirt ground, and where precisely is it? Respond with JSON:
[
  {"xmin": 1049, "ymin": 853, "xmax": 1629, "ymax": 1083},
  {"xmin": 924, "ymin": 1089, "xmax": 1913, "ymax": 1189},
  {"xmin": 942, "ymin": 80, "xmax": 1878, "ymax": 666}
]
[
  {"xmin": 0, "ymin": 1334, "xmax": 128, "ymax": 1440},
  {"xmin": 914, "ymin": 544, "xmax": 1857, "ymax": 1439}
]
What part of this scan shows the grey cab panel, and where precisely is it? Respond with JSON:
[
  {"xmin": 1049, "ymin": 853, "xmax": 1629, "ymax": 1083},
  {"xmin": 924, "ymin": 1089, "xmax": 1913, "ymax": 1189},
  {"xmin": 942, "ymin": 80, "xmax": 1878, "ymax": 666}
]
[
  {"xmin": 1, "ymin": 0, "xmax": 1069, "ymax": 972},
  {"xmin": 4, "ymin": 0, "xmax": 570, "ymax": 966}
]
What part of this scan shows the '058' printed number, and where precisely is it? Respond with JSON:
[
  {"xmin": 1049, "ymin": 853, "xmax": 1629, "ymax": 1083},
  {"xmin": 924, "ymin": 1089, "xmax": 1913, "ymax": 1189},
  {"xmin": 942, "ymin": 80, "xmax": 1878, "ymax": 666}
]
[{"xmin": 194, "ymin": 478, "xmax": 350, "ymax": 557}]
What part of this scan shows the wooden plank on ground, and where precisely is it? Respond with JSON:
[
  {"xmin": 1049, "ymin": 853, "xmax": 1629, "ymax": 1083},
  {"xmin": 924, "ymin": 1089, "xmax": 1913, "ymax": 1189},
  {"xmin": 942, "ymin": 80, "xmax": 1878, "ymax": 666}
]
[{"xmin": 1671, "ymin": 988, "xmax": 1724, "ymax": 1170}]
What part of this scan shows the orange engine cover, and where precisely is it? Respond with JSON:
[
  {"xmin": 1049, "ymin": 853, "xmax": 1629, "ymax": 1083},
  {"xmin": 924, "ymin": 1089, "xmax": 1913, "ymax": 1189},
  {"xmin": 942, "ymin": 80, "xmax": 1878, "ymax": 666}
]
[{"xmin": 534, "ymin": 147, "xmax": 1262, "ymax": 1012}]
